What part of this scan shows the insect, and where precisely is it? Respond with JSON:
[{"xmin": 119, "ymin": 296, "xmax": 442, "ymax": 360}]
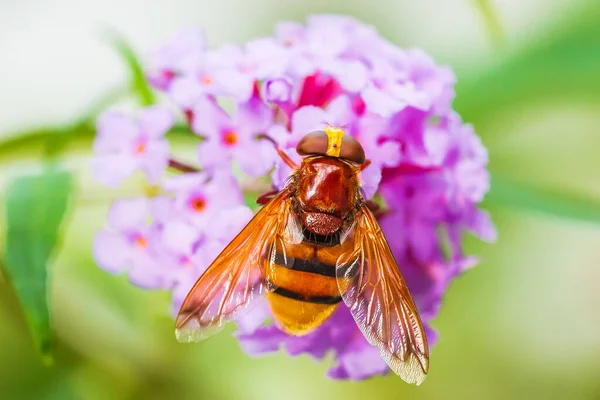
[{"xmin": 175, "ymin": 127, "xmax": 429, "ymax": 384}]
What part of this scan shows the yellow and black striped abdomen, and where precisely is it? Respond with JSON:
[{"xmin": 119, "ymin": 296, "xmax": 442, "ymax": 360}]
[{"xmin": 264, "ymin": 235, "xmax": 354, "ymax": 336}]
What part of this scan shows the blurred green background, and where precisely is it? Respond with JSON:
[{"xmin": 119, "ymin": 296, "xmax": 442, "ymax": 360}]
[{"xmin": 1, "ymin": 0, "xmax": 600, "ymax": 399}]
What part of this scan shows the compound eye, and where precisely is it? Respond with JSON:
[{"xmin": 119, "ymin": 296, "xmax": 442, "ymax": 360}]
[
  {"xmin": 296, "ymin": 131, "xmax": 328, "ymax": 157},
  {"xmin": 296, "ymin": 129, "xmax": 366, "ymax": 164},
  {"xmin": 340, "ymin": 135, "xmax": 365, "ymax": 164}
]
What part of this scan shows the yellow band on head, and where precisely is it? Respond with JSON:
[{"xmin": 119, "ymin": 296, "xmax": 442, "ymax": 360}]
[{"xmin": 325, "ymin": 126, "xmax": 344, "ymax": 157}]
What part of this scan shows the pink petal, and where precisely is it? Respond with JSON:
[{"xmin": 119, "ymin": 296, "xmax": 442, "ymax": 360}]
[
  {"xmin": 324, "ymin": 59, "xmax": 368, "ymax": 93},
  {"xmin": 262, "ymin": 77, "xmax": 293, "ymax": 103},
  {"xmin": 197, "ymin": 140, "xmax": 232, "ymax": 173},
  {"xmin": 214, "ymin": 69, "xmax": 255, "ymax": 102},
  {"xmin": 153, "ymin": 27, "xmax": 206, "ymax": 74},
  {"xmin": 204, "ymin": 171, "xmax": 244, "ymax": 208},
  {"xmin": 169, "ymin": 76, "xmax": 206, "ymax": 109},
  {"xmin": 93, "ymin": 230, "xmax": 130, "ymax": 274},
  {"xmin": 140, "ymin": 139, "xmax": 169, "ymax": 184},
  {"xmin": 305, "ymin": 21, "xmax": 348, "ymax": 57},
  {"xmin": 266, "ymin": 124, "xmax": 292, "ymax": 148},
  {"xmin": 211, "ymin": 43, "xmax": 244, "ymax": 64},
  {"xmin": 107, "ymin": 197, "xmax": 150, "ymax": 229},
  {"xmin": 409, "ymin": 219, "xmax": 436, "ymax": 263},
  {"xmin": 162, "ymin": 220, "xmax": 200, "ymax": 255},
  {"xmin": 424, "ymin": 126, "xmax": 451, "ymax": 165},
  {"xmin": 236, "ymin": 325, "xmax": 288, "ymax": 355},
  {"xmin": 388, "ymin": 82, "xmax": 431, "ymax": 111},
  {"xmin": 236, "ymin": 140, "xmax": 277, "ymax": 177},
  {"xmin": 326, "ymin": 95, "xmax": 355, "ymax": 126},
  {"xmin": 246, "ymin": 38, "xmax": 290, "ymax": 78},
  {"xmin": 236, "ymin": 95, "xmax": 273, "ymax": 133},
  {"xmin": 361, "ymin": 85, "xmax": 408, "ymax": 117},
  {"xmin": 274, "ymin": 21, "xmax": 305, "ymax": 46},
  {"xmin": 329, "ymin": 341, "xmax": 389, "ymax": 380},
  {"xmin": 91, "ymin": 153, "xmax": 138, "ymax": 187},
  {"xmin": 191, "ymin": 97, "xmax": 231, "ymax": 138},
  {"xmin": 129, "ymin": 252, "xmax": 168, "ymax": 289},
  {"xmin": 151, "ymin": 196, "xmax": 174, "ymax": 225},
  {"xmin": 376, "ymin": 141, "xmax": 402, "ymax": 168},
  {"xmin": 96, "ymin": 111, "xmax": 138, "ymax": 141},
  {"xmin": 291, "ymin": 105, "xmax": 328, "ymax": 136},
  {"xmin": 208, "ymin": 206, "xmax": 254, "ymax": 242},
  {"xmin": 162, "ymin": 172, "xmax": 206, "ymax": 193},
  {"xmin": 138, "ymin": 106, "xmax": 174, "ymax": 138},
  {"xmin": 468, "ymin": 209, "xmax": 497, "ymax": 242},
  {"xmin": 195, "ymin": 240, "xmax": 227, "ymax": 273},
  {"xmin": 235, "ymin": 300, "xmax": 270, "ymax": 334},
  {"xmin": 358, "ymin": 163, "xmax": 382, "ymax": 200}
]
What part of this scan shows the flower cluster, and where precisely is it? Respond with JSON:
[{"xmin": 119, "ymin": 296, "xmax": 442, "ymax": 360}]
[{"xmin": 92, "ymin": 15, "xmax": 495, "ymax": 380}]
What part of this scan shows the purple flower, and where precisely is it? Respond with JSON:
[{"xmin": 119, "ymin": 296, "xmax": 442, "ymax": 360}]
[
  {"xmin": 209, "ymin": 39, "xmax": 290, "ymax": 102},
  {"xmin": 379, "ymin": 174, "xmax": 448, "ymax": 265},
  {"xmin": 356, "ymin": 112, "xmax": 403, "ymax": 168},
  {"xmin": 146, "ymin": 28, "xmax": 207, "ymax": 90},
  {"xmin": 275, "ymin": 15, "xmax": 369, "ymax": 92},
  {"xmin": 262, "ymin": 76, "xmax": 293, "ymax": 104},
  {"xmin": 193, "ymin": 95, "xmax": 277, "ymax": 177},
  {"xmin": 170, "ymin": 205, "xmax": 255, "ymax": 315},
  {"xmin": 92, "ymin": 106, "xmax": 174, "ymax": 187},
  {"xmin": 93, "ymin": 198, "xmax": 167, "ymax": 288},
  {"xmin": 167, "ymin": 49, "xmax": 233, "ymax": 110},
  {"xmin": 358, "ymin": 46, "xmax": 456, "ymax": 118},
  {"xmin": 361, "ymin": 61, "xmax": 429, "ymax": 117},
  {"xmin": 158, "ymin": 171, "xmax": 252, "ymax": 311},
  {"xmin": 94, "ymin": 14, "xmax": 496, "ymax": 382},
  {"xmin": 162, "ymin": 171, "xmax": 245, "ymax": 228},
  {"xmin": 403, "ymin": 49, "xmax": 457, "ymax": 115},
  {"xmin": 168, "ymin": 72, "xmax": 223, "ymax": 110},
  {"xmin": 237, "ymin": 306, "xmax": 389, "ymax": 379}
]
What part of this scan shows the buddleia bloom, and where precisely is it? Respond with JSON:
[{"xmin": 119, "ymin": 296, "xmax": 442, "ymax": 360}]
[{"xmin": 92, "ymin": 14, "xmax": 495, "ymax": 380}]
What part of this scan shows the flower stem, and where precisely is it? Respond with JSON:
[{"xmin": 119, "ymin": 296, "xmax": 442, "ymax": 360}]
[
  {"xmin": 168, "ymin": 159, "xmax": 201, "ymax": 173},
  {"xmin": 472, "ymin": 0, "xmax": 507, "ymax": 49}
]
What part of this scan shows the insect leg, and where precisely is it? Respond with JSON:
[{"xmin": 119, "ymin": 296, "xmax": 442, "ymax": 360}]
[
  {"xmin": 258, "ymin": 134, "xmax": 298, "ymax": 169},
  {"xmin": 359, "ymin": 159, "xmax": 372, "ymax": 171},
  {"xmin": 276, "ymin": 149, "xmax": 298, "ymax": 169},
  {"xmin": 365, "ymin": 200, "xmax": 380, "ymax": 213},
  {"xmin": 257, "ymin": 189, "xmax": 280, "ymax": 205}
]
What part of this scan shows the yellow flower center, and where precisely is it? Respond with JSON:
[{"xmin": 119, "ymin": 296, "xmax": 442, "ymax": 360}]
[
  {"xmin": 192, "ymin": 197, "xmax": 207, "ymax": 212},
  {"xmin": 135, "ymin": 141, "xmax": 146, "ymax": 154},
  {"xmin": 222, "ymin": 130, "xmax": 238, "ymax": 146},
  {"xmin": 134, "ymin": 236, "xmax": 147, "ymax": 249}
]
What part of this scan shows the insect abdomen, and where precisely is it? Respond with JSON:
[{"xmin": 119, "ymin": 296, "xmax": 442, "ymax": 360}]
[{"xmin": 264, "ymin": 235, "xmax": 354, "ymax": 336}]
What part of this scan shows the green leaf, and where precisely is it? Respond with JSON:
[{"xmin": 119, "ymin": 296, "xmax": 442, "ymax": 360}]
[
  {"xmin": 455, "ymin": 2, "xmax": 600, "ymax": 126},
  {"xmin": 485, "ymin": 173, "xmax": 600, "ymax": 224},
  {"xmin": 106, "ymin": 31, "xmax": 155, "ymax": 106},
  {"xmin": 2, "ymin": 169, "xmax": 72, "ymax": 363},
  {"xmin": 243, "ymin": 190, "xmax": 263, "ymax": 212},
  {"xmin": 0, "ymin": 85, "xmax": 128, "ymax": 160}
]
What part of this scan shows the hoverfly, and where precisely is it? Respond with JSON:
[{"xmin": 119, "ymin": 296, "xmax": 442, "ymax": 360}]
[{"xmin": 175, "ymin": 127, "xmax": 429, "ymax": 384}]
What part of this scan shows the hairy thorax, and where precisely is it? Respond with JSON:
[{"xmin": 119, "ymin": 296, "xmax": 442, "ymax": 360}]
[{"xmin": 294, "ymin": 156, "xmax": 360, "ymax": 236}]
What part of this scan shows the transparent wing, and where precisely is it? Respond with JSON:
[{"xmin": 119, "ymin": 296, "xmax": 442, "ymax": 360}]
[
  {"xmin": 175, "ymin": 188, "xmax": 294, "ymax": 342},
  {"xmin": 336, "ymin": 203, "xmax": 430, "ymax": 385}
]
